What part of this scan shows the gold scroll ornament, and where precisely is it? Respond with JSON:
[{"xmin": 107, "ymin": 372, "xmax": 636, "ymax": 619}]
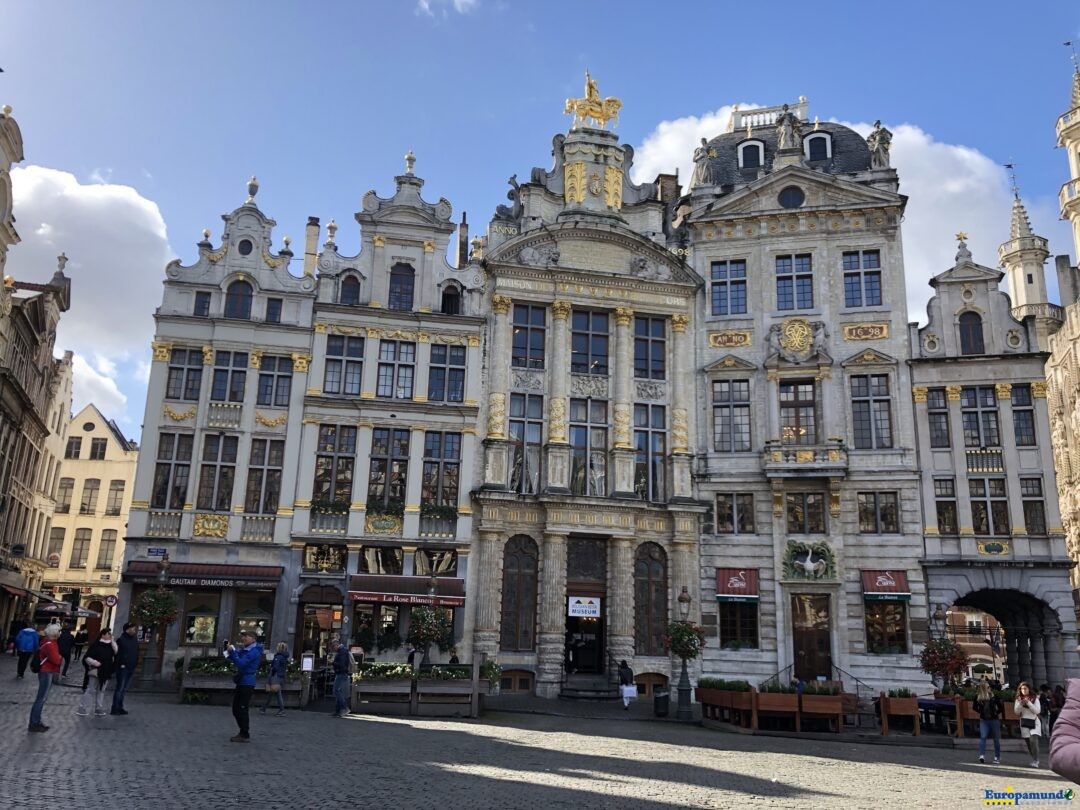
[
  {"xmin": 671, "ymin": 408, "xmax": 689, "ymax": 453},
  {"xmin": 603, "ymin": 166, "xmax": 623, "ymax": 209},
  {"xmin": 193, "ymin": 514, "xmax": 229, "ymax": 538},
  {"xmin": 779, "ymin": 318, "xmax": 813, "ymax": 353}
]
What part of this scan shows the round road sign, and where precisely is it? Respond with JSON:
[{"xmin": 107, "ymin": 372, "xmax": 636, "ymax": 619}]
[{"xmin": 105, "ymin": 595, "xmax": 118, "ymax": 607}]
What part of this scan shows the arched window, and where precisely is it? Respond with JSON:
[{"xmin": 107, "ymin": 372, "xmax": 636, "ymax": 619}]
[
  {"xmin": 224, "ymin": 280, "xmax": 252, "ymax": 320},
  {"xmin": 959, "ymin": 311, "xmax": 985, "ymax": 355},
  {"xmin": 500, "ymin": 535, "xmax": 538, "ymax": 652},
  {"xmin": 740, "ymin": 143, "xmax": 762, "ymax": 169},
  {"xmin": 388, "ymin": 264, "xmax": 415, "ymax": 311},
  {"xmin": 634, "ymin": 542, "xmax": 668, "ymax": 656},
  {"xmin": 340, "ymin": 275, "xmax": 361, "ymax": 306},
  {"xmin": 440, "ymin": 285, "xmax": 461, "ymax": 315},
  {"xmin": 805, "ymin": 134, "xmax": 830, "ymax": 161}
]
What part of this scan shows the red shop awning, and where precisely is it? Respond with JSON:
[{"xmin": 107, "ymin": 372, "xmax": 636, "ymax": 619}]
[
  {"xmin": 123, "ymin": 561, "xmax": 283, "ymax": 589},
  {"xmin": 348, "ymin": 574, "xmax": 465, "ymax": 607},
  {"xmin": 862, "ymin": 570, "xmax": 911, "ymax": 601},
  {"xmin": 715, "ymin": 569, "xmax": 759, "ymax": 603}
]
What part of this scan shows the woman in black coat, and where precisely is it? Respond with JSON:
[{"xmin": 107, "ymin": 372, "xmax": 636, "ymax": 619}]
[{"xmin": 76, "ymin": 629, "xmax": 117, "ymax": 717}]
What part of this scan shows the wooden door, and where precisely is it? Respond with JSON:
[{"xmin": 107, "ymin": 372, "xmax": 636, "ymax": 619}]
[{"xmin": 791, "ymin": 593, "xmax": 832, "ymax": 681}]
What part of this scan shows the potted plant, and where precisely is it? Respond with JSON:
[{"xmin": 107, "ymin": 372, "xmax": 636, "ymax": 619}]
[
  {"xmin": 918, "ymin": 638, "xmax": 970, "ymax": 691},
  {"xmin": 352, "ymin": 661, "xmax": 414, "ymax": 705},
  {"xmin": 800, "ymin": 681, "xmax": 843, "ymax": 731},
  {"xmin": 480, "ymin": 660, "xmax": 502, "ymax": 695},
  {"xmin": 879, "ymin": 688, "xmax": 921, "ymax": 736},
  {"xmin": 131, "ymin": 587, "xmax": 179, "ymax": 678},
  {"xmin": 756, "ymin": 680, "xmax": 800, "ymax": 712},
  {"xmin": 407, "ymin": 606, "xmax": 453, "ymax": 665}
]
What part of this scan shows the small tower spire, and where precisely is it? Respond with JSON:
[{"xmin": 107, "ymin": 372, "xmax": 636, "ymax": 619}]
[
  {"xmin": 1066, "ymin": 41, "xmax": 1080, "ymax": 107},
  {"xmin": 999, "ymin": 175, "xmax": 1057, "ymax": 348}
]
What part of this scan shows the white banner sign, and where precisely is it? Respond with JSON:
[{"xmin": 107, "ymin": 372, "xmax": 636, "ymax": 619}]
[{"xmin": 567, "ymin": 596, "xmax": 601, "ymax": 618}]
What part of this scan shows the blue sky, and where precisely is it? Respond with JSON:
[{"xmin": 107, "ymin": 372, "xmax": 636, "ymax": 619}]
[{"xmin": 3, "ymin": 0, "xmax": 1080, "ymax": 438}]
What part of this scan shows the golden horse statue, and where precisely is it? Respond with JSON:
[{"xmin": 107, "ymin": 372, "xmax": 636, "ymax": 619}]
[{"xmin": 564, "ymin": 71, "xmax": 622, "ymax": 130}]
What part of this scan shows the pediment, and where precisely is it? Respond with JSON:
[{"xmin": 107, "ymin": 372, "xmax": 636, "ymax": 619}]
[
  {"xmin": 704, "ymin": 354, "xmax": 757, "ymax": 373},
  {"xmin": 840, "ymin": 348, "xmax": 897, "ymax": 367},
  {"xmin": 931, "ymin": 261, "xmax": 1003, "ymax": 286}
]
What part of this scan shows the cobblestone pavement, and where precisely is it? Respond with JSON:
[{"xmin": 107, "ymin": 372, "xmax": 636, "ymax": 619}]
[{"xmin": 0, "ymin": 656, "xmax": 1073, "ymax": 810}]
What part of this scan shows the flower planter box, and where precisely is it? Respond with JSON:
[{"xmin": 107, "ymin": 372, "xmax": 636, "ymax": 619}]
[
  {"xmin": 800, "ymin": 694, "xmax": 843, "ymax": 733},
  {"xmin": 179, "ymin": 673, "xmax": 306, "ymax": 708},
  {"xmin": 879, "ymin": 694, "xmax": 921, "ymax": 736},
  {"xmin": 353, "ymin": 678, "xmax": 413, "ymax": 699},
  {"xmin": 754, "ymin": 692, "xmax": 800, "ymax": 732},
  {"xmin": 697, "ymin": 688, "xmax": 756, "ymax": 727}
]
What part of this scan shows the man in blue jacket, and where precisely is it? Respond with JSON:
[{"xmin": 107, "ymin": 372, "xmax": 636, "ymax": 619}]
[
  {"xmin": 225, "ymin": 629, "xmax": 264, "ymax": 742},
  {"xmin": 330, "ymin": 638, "xmax": 352, "ymax": 718},
  {"xmin": 14, "ymin": 624, "xmax": 39, "ymax": 678}
]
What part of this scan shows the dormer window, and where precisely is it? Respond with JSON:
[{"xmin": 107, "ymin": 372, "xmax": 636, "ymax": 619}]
[
  {"xmin": 738, "ymin": 141, "xmax": 764, "ymax": 170},
  {"xmin": 958, "ymin": 312, "xmax": 985, "ymax": 355},
  {"xmin": 389, "ymin": 264, "xmax": 415, "ymax": 311},
  {"xmin": 804, "ymin": 133, "xmax": 831, "ymax": 161},
  {"xmin": 340, "ymin": 275, "xmax": 361, "ymax": 306},
  {"xmin": 224, "ymin": 280, "xmax": 253, "ymax": 320},
  {"xmin": 440, "ymin": 284, "xmax": 461, "ymax": 315}
]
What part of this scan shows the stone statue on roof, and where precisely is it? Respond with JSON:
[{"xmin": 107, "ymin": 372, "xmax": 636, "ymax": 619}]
[
  {"xmin": 867, "ymin": 120, "xmax": 893, "ymax": 169},
  {"xmin": 775, "ymin": 104, "xmax": 802, "ymax": 150},
  {"xmin": 690, "ymin": 138, "xmax": 715, "ymax": 189}
]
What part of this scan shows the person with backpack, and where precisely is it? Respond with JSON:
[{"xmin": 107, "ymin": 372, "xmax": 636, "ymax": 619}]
[
  {"xmin": 330, "ymin": 638, "xmax": 352, "ymax": 718},
  {"xmin": 259, "ymin": 642, "xmax": 289, "ymax": 717},
  {"xmin": 14, "ymin": 623, "xmax": 39, "ymax": 678},
  {"xmin": 27, "ymin": 623, "xmax": 61, "ymax": 732},
  {"xmin": 76, "ymin": 628, "xmax": 117, "ymax": 717},
  {"xmin": 225, "ymin": 629, "xmax": 263, "ymax": 742},
  {"xmin": 973, "ymin": 679, "xmax": 1004, "ymax": 764}
]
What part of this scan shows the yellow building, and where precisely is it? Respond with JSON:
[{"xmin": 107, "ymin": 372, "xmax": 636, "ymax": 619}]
[{"xmin": 45, "ymin": 404, "xmax": 138, "ymax": 634}]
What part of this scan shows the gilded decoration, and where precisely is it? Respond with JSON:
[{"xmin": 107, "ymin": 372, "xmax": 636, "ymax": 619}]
[
  {"xmin": 708, "ymin": 331, "xmax": 751, "ymax": 349},
  {"xmin": 249, "ymin": 349, "xmax": 264, "ymax": 369},
  {"xmin": 163, "ymin": 405, "xmax": 196, "ymax": 422},
  {"xmin": 603, "ymin": 165, "xmax": 623, "ymax": 209},
  {"xmin": 671, "ymin": 314, "xmax": 689, "ymax": 333},
  {"xmin": 193, "ymin": 513, "xmax": 229, "ymax": 539},
  {"xmin": 779, "ymin": 318, "xmax": 813, "ymax": 354},
  {"xmin": 491, "ymin": 294, "xmax": 512, "ymax": 316},
  {"xmin": 563, "ymin": 71, "xmax": 622, "ymax": 130},
  {"xmin": 551, "ymin": 300, "xmax": 571, "ymax": 321},
  {"xmin": 486, "ymin": 392, "xmax": 507, "ymax": 439},
  {"xmin": 782, "ymin": 540, "xmax": 836, "ymax": 580},
  {"xmin": 829, "ymin": 491, "xmax": 841, "ymax": 517},
  {"xmin": 423, "ymin": 240, "xmax": 435, "ymax": 253},
  {"xmin": 946, "ymin": 385, "xmax": 962, "ymax": 402},
  {"xmin": 842, "ymin": 323, "xmax": 889, "ymax": 341},
  {"xmin": 977, "ymin": 539, "xmax": 1011, "ymax": 556},
  {"xmin": 612, "ymin": 403, "xmax": 632, "ymax": 448},
  {"xmin": 262, "ymin": 250, "xmax": 285, "ymax": 269},
  {"xmin": 1032, "ymin": 381, "xmax": 1048, "ymax": 398},
  {"xmin": 614, "ymin": 307, "xmax": 634, "ymax": 327},
  {"xmin": 314, "ymin": 323, "xmax": 327, "ymax": 333},
  {"xmin": 255, "ymin": 411, "xmax": 288, "ymax": 428},
  {"xmin": 206, "ymin": 244, "xmax": 228, "ymax": 263},
  {"xmin": 671, "ymin": 408, "xmax": 689, "ymax": 453},
  {"xmin": 564, "ymin": 162, "xmax": 587, "ymax": 204},
  {"xmin": 202, "ymin": 345, "xmax": 215, "ymax": 365},
  {"xmin": 912, "ymin": 386, "xmax": 928, "ymax": 403},
  {"xmin": 365, "ymin": 513, "xmax": 403, "ymax": 536},
  {"xmin": 995, "ymin": 383, "xmax": 1013, "ymax": 400},
  {"xmin": 291, "ymin": 353, "xmax": 311, "ymax": 372},
  {"xmin": 772, "ymin": 491, "xmax": 784, "ymax": 515},
  {"xmin": 151, "ymin": 341, "xmax": 172, "ymax": 362},
  {"xmin": 549, "ymin": 398, "xmax": 568, "ymax": 443},
  {"xmin": 372, "ymin": 235, "xmax": 386, "ymax": 248}
]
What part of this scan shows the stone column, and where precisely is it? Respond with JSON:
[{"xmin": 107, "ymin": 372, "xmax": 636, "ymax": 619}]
[
  {"xmin": 347, "ymin": 423, "xmax": 373, "ymax": 536},
  {"xmin": 607, "ymin": 536, "xmax": 634, "ymax": 677},
  {"xmin": 536, "ymin": 530, "xmax": 568, "ymax": 697},
  {"xmin": 611, "ymin": 307, "xmax": 636, "ymax": 498},
  {"xmin": 1005, "ymin": 631, "xmax": 1019, "ymax": 685},
  {"xmin": 1015, "ymin": 629, "xmax": 1032, "ymax": 682},
  {"xmin": 482, "ymin": 295, "xmax": 513, "ymax": 488},
  {"xmin": 766, "ymin": 371, "xmax": 780, "ymax": 442},
  {"xmin": 472, "ymin": 529, "xmax": 502, "ymax": 658},
  {"xmin": 546, "ymin": 300, "xmax": 572, "ymax": 493},
  {"xmin": 1046, "ymin": 631, "xmax": 1066, "ymax": 687},
  {"xmin": 413, "ymin": 339, "xmax": 432, "ymax": 405},
  {"xmin": 1030, "ymin": 621, "xmax": 1048, "ymax": 686},
  {"xmin": 308, "ymin": 326, "xmax": 328, "ymax": 395},
  {"xmin": 996, "ymin": 384, "xmax": 1027, "ymax": 537},
  {"xmin": 1062, "ymin": 631, "xmax": 1079, "ymax": 676},
  {"xmin": 403, "ymin": 426, "xmax": 427, "ymax": 538},
  {"xmin": 669, "ymin": 314, "xmax": 693, "ymax": 500}
]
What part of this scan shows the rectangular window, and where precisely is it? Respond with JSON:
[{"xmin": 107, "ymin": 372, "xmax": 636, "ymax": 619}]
[
  {"xmin": 842, "ymin": 250, "xmax": 882, "ymax": 307},
  {"xmin": 633, "ymin": 316, "xmax": 666, "ymax": 380},
  {"xmin": 195, "ymin": 434, "xmax": 239, "ymax": 512},
  {"xmin": 865, "ymin": 601, "xmax": 907, "ymax": 654},
  {"xmin": 427, "ymin": 344, "xmax": 466, "ymax": 403},
  {"xmin": 1012, "ymin": 384, "xmax": 1036, "ymax": 447},
  {"xmin": 65, "ymin": 437, "xmax": 81, "ymax": 459},
  {"xmin": 780, "ymin": 380, "xmax": 817, "ymax": 445},
  {"xmin": 244, "ymin": 438, "xmax": 284, "ymax": 514},
  {"xmin": 571, "ymin": 310, "xmax": 609, "ymax": 375},
  {"xmin": 193, "ymin": 291, "xmax": 211, "ymax": 317},
  {"xmin": 312, "ymin": 425, "xmax": 357, "ymax": 504},
  {"xmin": 858, "ymin": 491, "xmax": 899, "ymax": 533},
  {"xmin": 715, "ymin": 493, "xmax": 755, "ymax": 534},
  {"xmin": 80, "ymin": 478, "xmax": 100, "ymax": 515},
  {"xmin": 935, "ymin": 478, "xmax": 958, "ymax": 535},
  {"xmin": 89, "ymin": 437, "xmax": 107, "ymax": 460},
  {"xmin": 257, "ymin": 356, "xmax": 293, "ymax": 407},
  {"xmin": 47, "ymin": 527, "xmax": 64, "ymax": 559},
  {"xmin": 56, "ymin": 477, "xmax": 74, "ymax": 513},
  {"xmin": 210, "ymin": 350, "xmax": 248, "ymax": 403},
  {"xmin": 265, "ymin": 297, "xmax": 282, "ymax": 324},
  {"xmin": 718, "ymin": 602, "xmax": 758, "ymax": 649},
  {"xmin": 509, "ymin": 393, "xmax": 543, "ymax": 494},
  {"xmin": 1021, "ymin": 477, "xmax": 1047, "ymax": 536},
  {"xmin": 511, "ymin": 304, "xmax": 546, "ymax": 369},
  {"xmin": 851, "ymin": 374, "xmax": 893, "ymax": 449},
  {"xmin": 970, "ymin": 477, "xmax": 1009, "ymax": 536},
  {"xmin": 182, "ymin": 591, "xmax": 221, "ymax": 646},
  {"xmin": 105, "ymin": 480, "xmax": 125, "ymax": 516},
  {"xmin": 927, "ymin": 388, "xmax": 950, "ymax": 448},
  {"xmin": 166, "ymin": 348, "xmax": 204, "ymax": 402},
  {"xmin": 961, "ymin": 386, "xmax": 1000, "ymax": 447},
  {"xmin": 713, "ymin": 380, "xmax": 751, "ymax": 452},
  {"xmin": 233, "ymin": 591, "xmax": 274, "ymax": 646},
  {"xmin": 322, "ymin": 335, "xmax": 363, "ymax": 396},
  {"xmin": 70, "ymin": 528, "xmax": 90, "ymax": 568},
  {"xmin": 151, "ymin": 433, "xmax": 194, "ymax": 510},
  {"xmin": 376, "ymin": 340, "xmax": 415, "ymax": 399},
  {"xmin": 569, "ymin": 399, "xmax": 607, "ymax": 496},
  {"xmin": 367, "ymin": 428, "xmax": 410, "ymax": 510},
  {"xmin": 422, "ymin": 431, "xmax": 461, "ymax": 507},
  {"xmin": 633, "ymin": 404, "xmax": 666, "ymax": 502},
  {"xmin": 776, "ymin": 253, "xmax": 813, "ymax": 310},
  {"xmin": 786, "ymin": 492, "xmax": 826, "ymax": 533},
  {"xmin": 710, "ymin": 260, "xmax": 748, "ymax": 316},
  {"xmin": 95, "ymin": 529, "xmax": 116, "ymax": 570}
]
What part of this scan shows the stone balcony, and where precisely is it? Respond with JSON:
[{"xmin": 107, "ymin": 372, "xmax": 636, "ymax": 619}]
[
  {"xmin": 207, "ymin": 402, "xmax": 243, "ymax": 430},
  {"xmin": 419, "ymin": 515, "xmax": 457, "ymax": 540},
  {"xmin": 925, "ymin": 532, "xmax": 1067, "ymax": 564},
  {"xmin": 240, "ymin": 515, "xmax": 276, "ymax": 542},
  {"xmin": 309, "ymin": 510, "xmax": 348, "ymax": 535},
  {"xmin": 761, "ymin": 439, "xmax": 848, "ymax": 479},
  {"xmin": 1060, "ymin": 178, "xmax": 1080, "ymax": 214},
  {"xmin": 146, "ymin": 510, "xmax": 182, "ymax": 538}
]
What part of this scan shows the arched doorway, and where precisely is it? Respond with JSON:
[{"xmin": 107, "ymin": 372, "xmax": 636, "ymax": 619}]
[
  {"xmin": 296, "ymin": 585, "xmax": 344, "ymax": 660},
  {"xmin": 84, "ymin": 600, "xmax": 104, "ymax": 640}
]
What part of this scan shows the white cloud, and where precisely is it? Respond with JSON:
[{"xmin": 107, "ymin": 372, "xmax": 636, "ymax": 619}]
[
  {"xmin": 7, "ymin": 165, "xmax": 172, "ymax": 429},
  {"xmin": 416, "ymin": 0, "xmax": 477, "ymax": 16},
  {"xmin": 631, "ymin": 104, "xmax": 754, "ymax": 186},
  {"xmin": 88, "ymin": 167, "xmax": 113, "ymax": 184}
]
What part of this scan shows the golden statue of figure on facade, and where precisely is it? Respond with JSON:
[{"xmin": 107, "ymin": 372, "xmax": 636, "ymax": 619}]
[{"xmin": 564, "ymin": 71, "xmax": 622, "ymax": 130}]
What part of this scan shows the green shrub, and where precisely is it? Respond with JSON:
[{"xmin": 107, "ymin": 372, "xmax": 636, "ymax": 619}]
[
  {"xmin": 801, "ymin": 682, "xmax": 840, "ymax": 696},
  {"xmin": 888, "ymin": 688, "xmax": 915, "ymax": 698},
  {"xmin": 355, "ymin": 662, "xmax": 414, "ymax": 681},
  {"xmin": 697, "ymin": 677, "xmax": 752, "ymax": 691},
  {"xmin": 480, "ymin": 660, "xmax": 501, "ymax": 686},
  {"xmin": 759, "ymin": 680, "xmax": 799, "ymax": 694}
]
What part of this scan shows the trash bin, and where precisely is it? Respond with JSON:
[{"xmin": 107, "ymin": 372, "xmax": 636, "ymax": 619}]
[{"xmin": 654, "ymin": 688, "xmax": 670, "ymax": 717}]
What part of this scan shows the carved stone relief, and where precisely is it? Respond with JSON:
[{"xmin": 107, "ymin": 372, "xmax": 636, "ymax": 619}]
[
  {"xmin": 571, "ymin": 374, "xmax": 608, "ymax": 398},
  {"xmin": 512, "ymin": 369, "xmax": 545, "ymax": 391},
  {"xmin": 635, "ymin": 380, "xmax": 666, "ymax": 401}
]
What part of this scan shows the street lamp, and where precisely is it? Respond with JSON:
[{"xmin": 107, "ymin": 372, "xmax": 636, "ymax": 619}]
[
  {"xmin": 420, "ymin": 572, "xmax": 438, "ymax": 666},
  {"xmin": 931, "ymin": 604, "xmax": 947, "ymax": 639},
  {"xmin": 139, "ymin": 552, "xmax": 170, "ymax": 687},
  {"xmin": 676, "ymin": 586, "xmax": 693, "ymax": 721}
]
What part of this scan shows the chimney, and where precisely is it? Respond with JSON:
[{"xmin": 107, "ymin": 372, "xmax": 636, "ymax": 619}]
[
  {"xmin": 303, "ymin": 216, "xmax": 320, "ymax": 277},
  {"xmin": 457, "ymin": 211, "xmax": 469, "ymax": 268},
  {"xmin": 654, "ymin": 173, "xmax": 681, "ymax": 204},
  {"xmin": 1055, "ymin": 254, "xmax": 1080, "ymax": 307}
]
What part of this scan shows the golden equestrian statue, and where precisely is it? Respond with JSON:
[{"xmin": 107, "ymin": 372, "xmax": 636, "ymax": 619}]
[{"xmin": 564, "ymin": 71, "xmax": 622, "ymax": 130}]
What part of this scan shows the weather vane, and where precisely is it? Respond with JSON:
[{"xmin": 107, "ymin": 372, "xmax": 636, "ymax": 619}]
[
  {"xmin": 1004, "ymin": 162, "xmax": 1019, "ymax": 198},
  {"xmin": 1067, "ymin": 41, "xmax": 1079, "ymax": 72},
  {"xmin": 955, "ymin": 231, "xmax": 968, "ymax": 243}
]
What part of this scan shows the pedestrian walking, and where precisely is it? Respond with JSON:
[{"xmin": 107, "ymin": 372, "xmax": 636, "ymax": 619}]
[
  {"xmin": 973, "ymin": 679, "xmax": 1003, "ymax": 764},
  {"xmin": 259, "ymin": 642, "xmax": 289, "ymax": 717},
  {"xmin": 1040, "ymin": 684, "xmax": 1054, "ymax": 731},
  {"xmin": 14, "ymin": 623, "xmax": 39, "ymax": 678},
  {"xmin": 618, "ymin": 660, "xmax": 636, "ymax": 710},
  {"xmin": 111, "ymin": 623, "xmax": 139, "ymax": 715},
  {"xmin": 72, "ymin": 626, "xmax": 87, "ymax": 661},
  {"xmin": 1051, "ymin": 678, "xmax": 1080, "ymax": 783},
  {"xmin": 58, "ymin": 624, "xmax": 74, "ymax": 677},
  {"xmin": 76, "ymin": 629, "xmax": 117, "ymax": 717},
  {"xmin": 1016, "ymin": 681, "xmax": 1043, "ymax": 767},
  {"xmin": 225, "ymin": 629, "xmax": 263, "ymax": 742},
  {"xmin": 8, "ymin": 615, "xmax": 28, "ymax": 655},
  {"xmin": 1052, "ymin": 684, "xmax": 1067, "ymax": 732},
  {"xmin": 330, "ymin": 639, "xmax": 351, "ymax": 718},
  {"xmin": 27, "ymin": 624, "xmax": 61, "ymax": 732}
]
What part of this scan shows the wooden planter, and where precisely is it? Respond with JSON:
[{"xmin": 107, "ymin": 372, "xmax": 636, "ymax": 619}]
[
  {"xmin": 754, "ymin": 692, "xmax": 800, "ymax": 732},
  {"xmin": 879, "ymin": 693, "xmax": 921, "ymax": 736},
  {"xmin": 800, "ymin": 694, "xmax": 843, "ymax": 733},
  {"xmin": 353, "ymin": 678, "xmax": 413, "ymax": 701},
  {"xmin": 696, "ymin": 689, "xmax": 754, "ymax": 726},
  {"xmin": 179, "ymin": 674, "xmax": 305, "ymax": 707}
]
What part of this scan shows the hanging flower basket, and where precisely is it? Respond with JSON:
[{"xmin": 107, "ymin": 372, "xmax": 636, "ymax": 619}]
[
  {"xmin": 918, "ymin": 638, "xmax": 970, "ymax": 687},
  {"xmin": 663, "ymin": 621, "xmax": 707, "ymax": 661},
  {"xmin": 131, "ymin": 588, "xmax": 178, "ymax": 628}
]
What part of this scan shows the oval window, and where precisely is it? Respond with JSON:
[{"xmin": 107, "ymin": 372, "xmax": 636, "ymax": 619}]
[
  {"xmin": 778, "ymin": 186, "xmax": 805, "ymax": 209},
  {"xmin": 82, "ymin": 422, "xmax": 94, "ymax": 432},
  {"xmin": 238, "ymin": 239, "xmax": 253, "ymax": 256}
]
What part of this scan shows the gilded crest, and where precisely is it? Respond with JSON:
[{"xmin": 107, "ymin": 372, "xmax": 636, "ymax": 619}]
[{"xmin": 780, "ymin": 318, "xmax": 813, "ymax": 353}]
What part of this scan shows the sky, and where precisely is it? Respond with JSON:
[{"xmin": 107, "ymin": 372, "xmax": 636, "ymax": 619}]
[{"xmin": 2, "ymin": 0, "xmax": 1080, "ymax": 441}]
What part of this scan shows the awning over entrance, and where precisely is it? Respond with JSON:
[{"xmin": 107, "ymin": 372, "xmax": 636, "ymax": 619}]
[
  {"xmin": 862, "ymin": 570, "xmax": 911, "ymax": 601},
  {"xmin": 348, "ymin": 575, "xmax": 466, "ymax": 607},
  {"xmin": 715, "ymin": 569, "xmax": 759, "ymax": 602},
  {"xmin": 3, "ymin": 584, "xmax": 56, "ymax": 602},
  {"xmin": 122, "ymin": 561, "xmax": 284, "ymax": 589}
]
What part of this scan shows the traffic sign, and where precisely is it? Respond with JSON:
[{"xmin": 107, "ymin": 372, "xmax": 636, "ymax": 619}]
[{"xmin": 105, "ymin": 595, "xmax": 118, "ymax": 607}]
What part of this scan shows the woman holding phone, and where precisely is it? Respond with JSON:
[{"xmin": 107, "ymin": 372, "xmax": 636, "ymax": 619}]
[{"xmin": 1015, "ymin": 681, "xmax": 1043, "ymax": 767}]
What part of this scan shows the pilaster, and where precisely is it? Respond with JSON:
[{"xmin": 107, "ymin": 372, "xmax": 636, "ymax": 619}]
[
  {"xmin": 403, "ymin": 426, "xmax": 427, "ymax": 537},
  {"xmin": 536, "ymin": 530, "xmax": 568, "ymax": 697},
  {"xmin": 473, "ymin": 529, "xmax": 503, "ymax": 658},
  {"xmin": 611, "ymin": 307, "xmax": 635, "ymax": 497},
  {"xmin": 606, "ymin": 536, "xmax": 634, "ymax": 675}
]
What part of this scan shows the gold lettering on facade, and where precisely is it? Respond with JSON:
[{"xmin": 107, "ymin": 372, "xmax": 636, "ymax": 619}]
[
  {"xmin": 841, "ymin": 323, "xmax": 889, "ymax": 341},
  {"xmin": 707, "ymin": 331, "xmax": 752, "ymax": 349}
]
